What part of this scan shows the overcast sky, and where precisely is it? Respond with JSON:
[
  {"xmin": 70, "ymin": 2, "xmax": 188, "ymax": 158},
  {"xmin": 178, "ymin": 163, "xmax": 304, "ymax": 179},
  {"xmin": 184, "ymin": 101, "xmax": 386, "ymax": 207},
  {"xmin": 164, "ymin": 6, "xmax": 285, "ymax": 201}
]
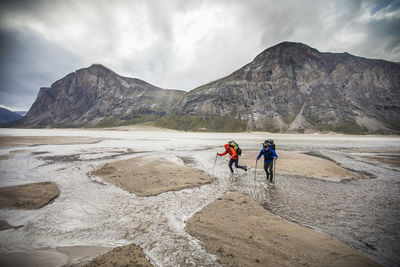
[{"xmin": 0, "ymin": 0, "xmax": 399, "ymax": 111}]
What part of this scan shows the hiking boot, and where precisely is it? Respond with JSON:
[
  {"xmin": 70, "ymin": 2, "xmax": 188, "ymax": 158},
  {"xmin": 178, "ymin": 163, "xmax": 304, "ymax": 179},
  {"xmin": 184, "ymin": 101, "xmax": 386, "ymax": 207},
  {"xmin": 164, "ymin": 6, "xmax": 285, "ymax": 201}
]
[{"xmin": 244, "ymin": 166, "xmax": 248, "ymax": 172}]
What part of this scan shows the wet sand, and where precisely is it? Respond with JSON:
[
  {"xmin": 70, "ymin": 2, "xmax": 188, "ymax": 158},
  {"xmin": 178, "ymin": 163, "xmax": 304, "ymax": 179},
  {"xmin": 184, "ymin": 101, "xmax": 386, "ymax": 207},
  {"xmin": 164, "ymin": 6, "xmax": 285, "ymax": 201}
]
[
  {"xmin": 0, "ymin": 181, "xmax": 59, "ymax": 210},
  {"xmin": 240, "ymin": 150, "xmax": 361, "ymax": 181},
  {"xmin": 0, "ymin": 136, "xmax": 103, "ymax": 148},
  {"xmin": 186, "ymin": 192, "xmax": 379, "ymax": 267},
  {"xmin": 0, "ymin": 246, "xmax": 113, "ymax": 267},
  {"xmin": 91, "ymin": 155, "xmax": 212, "ymax": 196},
  {"xmin": 361, "ymin": 154, "xmax": 400, "ymax": 167},
  {"xmin": 79, "ymin": 244, "xmax": 152, "ymax": 267}
]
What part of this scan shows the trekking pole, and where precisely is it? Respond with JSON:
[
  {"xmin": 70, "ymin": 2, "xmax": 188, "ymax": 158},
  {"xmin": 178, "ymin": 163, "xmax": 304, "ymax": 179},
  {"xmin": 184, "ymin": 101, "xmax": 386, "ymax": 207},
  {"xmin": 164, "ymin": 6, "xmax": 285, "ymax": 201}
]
[
  {"xmin": 273, "ymin": 158, "xmax": 276, "ymax": 183},
  {"xmin": 254, "ymin": 160, "xmax": 258, "ymax": 182},
  {"xmin": 212, "ymin": 153, "xmax": 218, "ymax": 172}
]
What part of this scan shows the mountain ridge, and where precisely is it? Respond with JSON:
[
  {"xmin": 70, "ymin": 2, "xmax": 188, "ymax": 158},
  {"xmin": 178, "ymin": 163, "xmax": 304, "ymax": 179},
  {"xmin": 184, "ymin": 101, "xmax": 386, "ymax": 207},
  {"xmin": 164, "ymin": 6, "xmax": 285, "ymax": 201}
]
[
  {"xmin": 18, "ymin": 63, "xmax": 185, "ymax": 127},
  {"xmin": 171, "ymin": 42, "xmax": 400, "ymax": 133},
  {"xmin": 7, "ymin": 42, "xmax": 400, "ymax": 133},
  {"xmin": 0, "ymin": 107, "xmax": 22, "ymax": 124}
]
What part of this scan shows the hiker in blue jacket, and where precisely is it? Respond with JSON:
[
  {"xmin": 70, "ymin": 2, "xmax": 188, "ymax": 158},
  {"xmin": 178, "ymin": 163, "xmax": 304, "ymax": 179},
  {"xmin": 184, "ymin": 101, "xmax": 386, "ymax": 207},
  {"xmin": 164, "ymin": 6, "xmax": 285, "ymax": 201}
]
[{"xmin": 256, "ymin": 142, "xmax": 278, "ymax": 182}]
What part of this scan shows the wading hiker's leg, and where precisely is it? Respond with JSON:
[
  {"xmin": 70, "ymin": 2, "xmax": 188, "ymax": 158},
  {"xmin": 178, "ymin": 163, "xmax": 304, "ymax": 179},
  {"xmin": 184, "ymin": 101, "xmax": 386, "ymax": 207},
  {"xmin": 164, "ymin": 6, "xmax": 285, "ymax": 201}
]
[
  {"xmin": 229, "ymin": 159, "xmax": 234, "ymax": 173},
  {"xmin": 264, "ymin": 161, "xmax": 270, "ymax": 180},
  {"xmin": 269, "ymin": 162, "xmax": 274, "ymax": 182},
  {"xmin": 234, "ymin": 159, "xmax": 247, "ymax": 171}
]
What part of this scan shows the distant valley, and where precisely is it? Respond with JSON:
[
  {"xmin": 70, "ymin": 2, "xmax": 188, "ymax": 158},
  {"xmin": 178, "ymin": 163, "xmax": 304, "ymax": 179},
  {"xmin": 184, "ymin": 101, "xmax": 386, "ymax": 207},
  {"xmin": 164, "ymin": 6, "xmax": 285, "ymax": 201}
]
[{"xmin": 0, "ymin": 107, "xmax": 22, "ymax": 124}]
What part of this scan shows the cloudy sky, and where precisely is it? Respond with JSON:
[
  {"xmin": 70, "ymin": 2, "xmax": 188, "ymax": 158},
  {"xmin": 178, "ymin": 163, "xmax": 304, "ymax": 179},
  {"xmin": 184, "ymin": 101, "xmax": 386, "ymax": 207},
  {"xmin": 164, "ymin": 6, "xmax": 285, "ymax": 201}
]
[{"xmin": 0, "ymin": 0, "xmax": 399, "ymax": 111}]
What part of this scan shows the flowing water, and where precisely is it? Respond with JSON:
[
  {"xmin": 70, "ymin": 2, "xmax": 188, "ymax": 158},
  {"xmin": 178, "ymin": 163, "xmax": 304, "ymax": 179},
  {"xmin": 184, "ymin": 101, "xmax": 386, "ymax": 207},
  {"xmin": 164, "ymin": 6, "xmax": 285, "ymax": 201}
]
[{"xmin": 0, "ymin": 129, "xmax": 399, "ymax": 266}]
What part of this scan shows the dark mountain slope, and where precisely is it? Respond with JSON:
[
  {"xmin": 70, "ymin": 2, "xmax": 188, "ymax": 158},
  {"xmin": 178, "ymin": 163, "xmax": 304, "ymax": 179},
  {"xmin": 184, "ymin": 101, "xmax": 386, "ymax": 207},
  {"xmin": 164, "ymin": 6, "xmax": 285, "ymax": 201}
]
[
  {"xmin": 18, "ymin": 64, "xmax": 185, "ymax": 127},
  {"xmin": 0, "ymin": 107, "xmax": 22, "ymax": 124},
  {"xmin": 10, "ymin": 42, "xmax": 400, "ymax": 133},
  {"xmin": 171, "ymin": 42, "xmax": 400, "ymax": 133}
]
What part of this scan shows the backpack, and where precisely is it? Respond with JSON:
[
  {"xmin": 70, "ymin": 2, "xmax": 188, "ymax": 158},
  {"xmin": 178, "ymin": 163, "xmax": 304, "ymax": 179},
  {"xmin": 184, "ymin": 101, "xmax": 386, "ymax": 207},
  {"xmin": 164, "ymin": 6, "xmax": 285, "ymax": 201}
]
[
  {"xmin": 228, "ymin": 140, "xmax": 242, "ymax": 155},
  {"xmin": 263, "ymin": 139, "xmax": 275, "ymax": 151}
]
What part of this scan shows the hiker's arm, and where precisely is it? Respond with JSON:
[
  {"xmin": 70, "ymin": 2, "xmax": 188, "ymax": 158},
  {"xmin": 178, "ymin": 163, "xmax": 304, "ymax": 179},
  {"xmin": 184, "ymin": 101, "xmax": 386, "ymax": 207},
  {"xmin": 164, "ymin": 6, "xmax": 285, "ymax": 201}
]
[
  {"xmin": 217, "ymin": 149, "xmax": 228, "ymax": 156},
  {"xmin": 256, "ymin": 149, "xmax": 263, "ymax": 160},
  {"xmin": 271, "ymin": 149, "xmax": 278, "ymax": 159}
]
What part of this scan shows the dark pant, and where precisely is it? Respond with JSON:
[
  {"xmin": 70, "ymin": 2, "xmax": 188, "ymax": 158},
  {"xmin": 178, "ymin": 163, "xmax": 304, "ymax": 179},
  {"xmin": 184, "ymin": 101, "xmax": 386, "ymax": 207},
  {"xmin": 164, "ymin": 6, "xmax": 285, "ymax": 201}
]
[
  {"xmin": 229, "ymin": 158, "xmax": 246, "ymax": 173},
  {"xmin": 264, "ymin": 160, "xmax": 274, "ymax": 181}
]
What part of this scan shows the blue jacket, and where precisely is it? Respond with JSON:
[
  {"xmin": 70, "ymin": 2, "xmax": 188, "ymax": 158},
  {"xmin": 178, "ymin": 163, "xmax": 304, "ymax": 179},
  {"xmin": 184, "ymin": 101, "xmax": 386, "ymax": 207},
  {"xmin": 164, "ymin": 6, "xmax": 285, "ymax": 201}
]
[{"xmin": 257, "ymin": 148, "xmax": 278, "ymax": 162}]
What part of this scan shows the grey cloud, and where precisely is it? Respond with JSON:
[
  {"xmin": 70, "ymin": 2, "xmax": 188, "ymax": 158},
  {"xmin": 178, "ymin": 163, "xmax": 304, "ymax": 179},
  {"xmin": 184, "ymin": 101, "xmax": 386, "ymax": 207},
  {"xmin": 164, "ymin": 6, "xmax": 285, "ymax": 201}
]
[
  {"xmin": 1, "ymin": 0, "xmax": 400, "ymax": 110},
  {"xmin": 0, "ymin": 28, "xmax": 84, "ymax": 110},
  {"xmin": 363, "ymin": 16, "xmax": 400, "ymax": 60}
]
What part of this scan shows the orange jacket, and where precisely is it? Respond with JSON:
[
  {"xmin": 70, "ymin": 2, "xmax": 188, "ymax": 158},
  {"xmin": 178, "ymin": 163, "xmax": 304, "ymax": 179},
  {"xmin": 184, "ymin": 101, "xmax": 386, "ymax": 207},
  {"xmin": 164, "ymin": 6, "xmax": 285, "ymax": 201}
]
[{"xmin": 218, "ymin": 144, "xmax": 238, "ymax": 159}]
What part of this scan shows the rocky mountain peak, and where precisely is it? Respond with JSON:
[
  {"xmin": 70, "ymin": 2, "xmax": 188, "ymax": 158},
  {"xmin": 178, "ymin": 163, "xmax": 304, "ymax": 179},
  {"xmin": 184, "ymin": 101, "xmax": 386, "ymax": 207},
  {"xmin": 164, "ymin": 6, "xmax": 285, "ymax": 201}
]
[
  {"xmin": 172, "ymin": 42, "xmax": 400, "ymax": 133},
  {"xmin": 18, "ymin": 64, "xmax": 185, "ymax": 127},
  {"xmin": 10, "ymin": 42, "xmax": 400, "ymax": 133}
]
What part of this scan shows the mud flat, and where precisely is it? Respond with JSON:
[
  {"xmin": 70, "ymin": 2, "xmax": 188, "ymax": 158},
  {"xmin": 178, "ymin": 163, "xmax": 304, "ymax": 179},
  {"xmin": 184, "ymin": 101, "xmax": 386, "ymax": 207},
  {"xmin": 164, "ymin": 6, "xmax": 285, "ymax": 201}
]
[
  {"xmin": 240, "ymin": 151, "xmax": 361, "ymax": 182},
  {"xmin": 91, "ymin": 155, "xmax": 212, "ymax": 196},
  {"xmin": 0, "ymin": 136, "xmax": 103, "ymax": 148},
  {"xmin": 79, "ymin": 244, "xmax": 152, "ymax": 267},
  {"xmin": 0, "ymin": 181, "xmax": 59, "ymax": 210},
  {"xmin": 0, "ymin": 246, "xmax": 113, "ymax": 267},
  {"xmin": 186, "ymin": 192, "xmax": 379, "ymax": 267}
]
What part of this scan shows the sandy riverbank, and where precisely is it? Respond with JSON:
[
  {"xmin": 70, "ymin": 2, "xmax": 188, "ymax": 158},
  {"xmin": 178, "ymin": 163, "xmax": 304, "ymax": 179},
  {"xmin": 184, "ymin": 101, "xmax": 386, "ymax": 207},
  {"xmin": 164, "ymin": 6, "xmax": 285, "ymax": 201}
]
[
  {"xmin": 240, "ymin": 150, "xmax": 362, "ymax": 181},
  {"xmin": 186, "ymin": 192, "xmax": 379, "ymax": 266},
  {"xmin": 0, "ymin": 181, "xmax": 60, "ymax": 233},
  {"xmin": 91, "ymin": 155, "xmax": 212, "ymax": 196},
  {"xmin": 78, "ymin": 244, "xmax": 153, "ymax": 267},
  {"xmin": 0, "ymin": 181, "xmax": 59, "ymax": 210}
]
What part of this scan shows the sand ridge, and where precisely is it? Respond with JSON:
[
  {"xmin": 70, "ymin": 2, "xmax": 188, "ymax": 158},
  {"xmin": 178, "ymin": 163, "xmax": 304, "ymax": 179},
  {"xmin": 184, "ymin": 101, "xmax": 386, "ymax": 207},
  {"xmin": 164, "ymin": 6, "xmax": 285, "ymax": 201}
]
[
  {"xmin": 240, "ymin": 150, "xmax": 362, "ymax": 182},
  {"xmin": 186, "ymin": 192, "xmax": 379, "ymax": 267},
  {"xmin": 0, "ymin": 181, "xmax": 60, "ymax": 210},
  {"xmin": 91, "ymin": 155, "xmax": 213, "ymax": 197}
]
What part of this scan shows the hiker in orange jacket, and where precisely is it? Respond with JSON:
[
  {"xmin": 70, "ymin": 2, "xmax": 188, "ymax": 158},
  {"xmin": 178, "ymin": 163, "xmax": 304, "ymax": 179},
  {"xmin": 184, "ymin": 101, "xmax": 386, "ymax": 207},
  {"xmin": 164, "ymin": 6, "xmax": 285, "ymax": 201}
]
[{"xmin": 217, "ymin": 144, "xmax": 248, "ymax": 173}]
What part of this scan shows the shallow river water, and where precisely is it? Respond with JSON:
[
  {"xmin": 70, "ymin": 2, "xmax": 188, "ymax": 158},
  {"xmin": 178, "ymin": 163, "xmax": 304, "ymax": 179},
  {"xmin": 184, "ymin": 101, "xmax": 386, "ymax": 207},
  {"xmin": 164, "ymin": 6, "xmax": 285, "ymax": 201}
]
[{"xmin": 0, "ymin": 129, "xmax": 399, "ymax": 266}]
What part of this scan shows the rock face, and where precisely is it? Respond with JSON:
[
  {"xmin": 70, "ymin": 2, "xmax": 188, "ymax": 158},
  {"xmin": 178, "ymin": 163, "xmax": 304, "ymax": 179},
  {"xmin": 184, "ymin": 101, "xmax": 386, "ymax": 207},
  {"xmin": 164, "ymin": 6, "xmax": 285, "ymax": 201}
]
[
  {"xmin": 20, "ymin": 64, "xmax": 185, "ymax": 127},
  {"xmin": 172, "ymin": 42, "xmax": 400, "ymax": 133},
  {"xmin": 14, "ymin": 42, "xmax": 400, "ymax": 133}
]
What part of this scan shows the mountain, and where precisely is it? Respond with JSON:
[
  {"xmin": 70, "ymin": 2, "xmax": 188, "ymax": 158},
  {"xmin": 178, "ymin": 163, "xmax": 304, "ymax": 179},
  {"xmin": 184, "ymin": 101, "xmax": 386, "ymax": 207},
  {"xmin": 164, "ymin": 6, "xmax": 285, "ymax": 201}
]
[
  {"xmin": 14, "ymin": 111, "xmax": 28, "ymax": 117},
  {"xmin": 171, "ymin": 42, "xmax": 400, "ymax": 133},
  {"xmin": 0, "ymin": 107, "xmax": 22, "ymax": 124},
  {"xmin": 18, "ymin": 64, "xmax": 185, "ymax": 127},
  {"xmin": 10, "ymin": 42, "xmax": 400, "ymax": 133}
]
